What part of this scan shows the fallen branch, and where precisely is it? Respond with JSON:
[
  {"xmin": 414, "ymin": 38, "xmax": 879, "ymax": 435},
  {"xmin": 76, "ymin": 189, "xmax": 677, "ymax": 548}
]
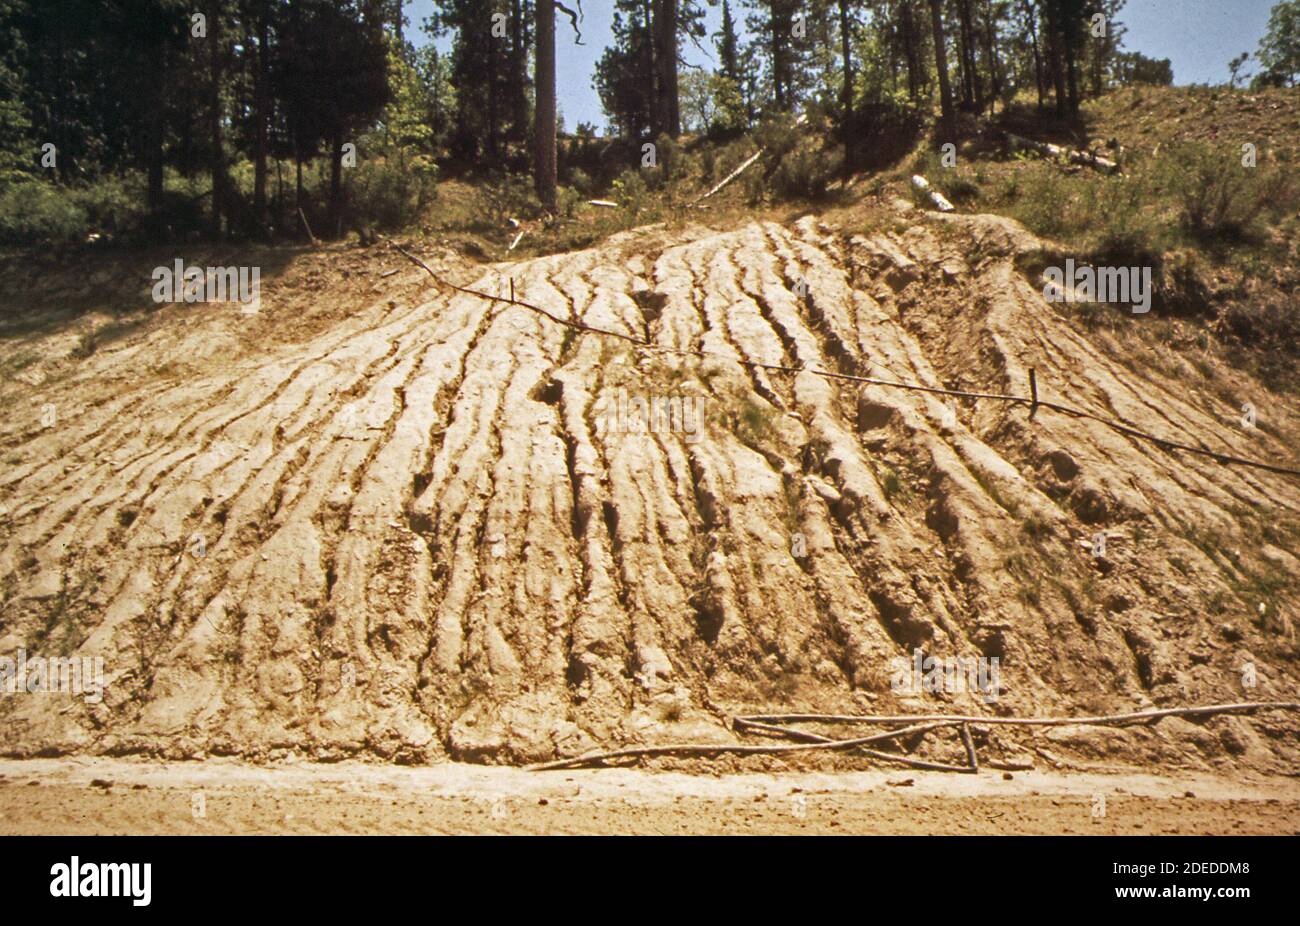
[
  {"xmin": 528, "ymin": 720, "xmax": 957, "ymax": 771},
  {"xmin": 960, "ymin": 723, "xmax": 979, "ymax": 772},
  {"xmin": 736, "ymin": 701, "xmax": 1300, "ymax": 729},
  {"xmin": 382, "ymin": 236, "xmax": 645, "ymax": 347},
  {"xmin": 1007, "ymin": 132, "xmax": 1119, "ymax": 174},
  {"xmin": 737, "ymin": 717, "xmax": 975, "ymax": 773},
  {"xmin": 532, "ymin": 702, "xmax": 1300, "ymax": 773},
  {"xmin": 692, "ymin": 149, "xmax": 764, "ymax": 206},
  {"xmin": 690, "ymin": 113, "xmax": 809, "ymax": 207},
  {"xmin": 298, "ymin": 207, "xmax": 318, "ymax": 246}
]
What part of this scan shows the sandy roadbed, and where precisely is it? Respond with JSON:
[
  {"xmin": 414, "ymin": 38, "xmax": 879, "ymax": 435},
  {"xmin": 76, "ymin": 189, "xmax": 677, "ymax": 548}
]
[{"xmin": 0, "ymin": 757, "xmax": 1296, "ymax": 835}]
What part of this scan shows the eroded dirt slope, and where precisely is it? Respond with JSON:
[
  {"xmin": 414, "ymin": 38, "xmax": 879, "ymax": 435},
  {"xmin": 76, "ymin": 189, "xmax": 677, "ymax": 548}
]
[{"xmin": 1, "ymin": 204, "xmax": 1297, "ymax": 770}]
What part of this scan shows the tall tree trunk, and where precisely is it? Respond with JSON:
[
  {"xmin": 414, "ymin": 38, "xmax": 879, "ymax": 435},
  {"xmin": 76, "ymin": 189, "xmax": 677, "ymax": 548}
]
[
  {"xmin": 488, "ymin": 28, "xmax": 500, "ymax": 160},
  {"xmin": 534, "ymin": 0, "xmax": 557, "ymax": 211},
  {"xmin": 900, "ymin": 0, "xmax": 921, "ymax": 101},
  {"xmin": 642, "ymin": 0, "xmax": 658, "ymax": 135},
  {"xmin": 146, "ymin": 48, "xmax": 166, "ymax": 234},
  {"xmin": 770, "ymin": 0, "xmax": 790, "ymax": 110},
  {"xmin": 1045, "ymin": 11, "xmax": 1068, "ymax": 117},
  {"xmin": 961, "ymin": 0, "xmax": 985, "ymax": 111},
  {"xmin": 253, "ymin": 6, "xmax": 270, "ymax": 232},
  {"xmin": 207, "ymin": 1, "xmax": 227, "ymax": 238},
  {"xmin": 983, "ymin": 0, "xmax": 1002, "ymax": 112},
  {"xmin": 1023, "ymin": 0, "xmax": 1046, "ymax": 109},
  {"xmin": 838, "ymin": 0, "xmax": 853, "ymax": 125},
  {"xmin": 510, "ymin": 0, "xmax": 528, "ymax": 140},
  {"xmin": 655, "ymin": 0, "xmax": 680, "ymax": 137},
  {"xmin": 1066, "ymin": 40, "xmax": 1080, "ymax": 113},
  {"xmin": 329, "ymin": 132, "xmax": 343, "ymax": 237},
  {"xmin": 955, "ymin": 0, "xmax": 974, "ymax": 107},
  {"xmin": 928, "ymin": 0, "xmax": 956, "ymax": 136}
]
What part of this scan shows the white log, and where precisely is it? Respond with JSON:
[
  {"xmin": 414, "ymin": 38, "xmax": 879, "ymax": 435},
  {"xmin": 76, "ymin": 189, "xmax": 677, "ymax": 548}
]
[{"xmin": 911, "ymin": 175, "xmax": 956, "ymax": 213}]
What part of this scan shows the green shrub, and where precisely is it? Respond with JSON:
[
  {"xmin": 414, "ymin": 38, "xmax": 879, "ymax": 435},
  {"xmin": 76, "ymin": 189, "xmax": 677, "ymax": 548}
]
[
  {"xmin": 1155, "ymin": 142, "xmax": 1296, "ymax": 240},
  {"xmin": 478, "ymin": 172, "xmax": 538, "ymax": 228},
  {"xmin": 611, "ymin": 168, "xmax": 649, "ymax": 217},
  {"xmin": 1010, "ymin": 166, "xmax": 1079, "ymax": 237},
  {"xmin": 0, "ymin": 176, "xmax": 147, "ymax": 245},
  {"xmin": 771, "ymin": 145, "xmax": 833, "ymax": 200},
  {"xmin": 349, "ymin": 153, "xmax": 438, "ymax": 230}
]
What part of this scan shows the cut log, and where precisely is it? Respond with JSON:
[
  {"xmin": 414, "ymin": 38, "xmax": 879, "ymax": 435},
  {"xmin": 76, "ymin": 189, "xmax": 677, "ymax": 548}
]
[
  {"xmin": 1006, "ymin": 132, "xmax": 1120, "ymax": 174},
  {"xmin": 911, "ymin": 175, "xmax": 956, "ymax": 213},
  {"xmin": 587, "ymin": 199, "xmax": 618, "ymax": 209}
]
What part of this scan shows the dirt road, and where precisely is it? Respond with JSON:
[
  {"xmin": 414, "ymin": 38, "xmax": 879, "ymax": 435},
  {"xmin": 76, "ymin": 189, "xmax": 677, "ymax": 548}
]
[{"xmin": 1, "ymin": 757, "xmax": 1296, "ymax": 835}]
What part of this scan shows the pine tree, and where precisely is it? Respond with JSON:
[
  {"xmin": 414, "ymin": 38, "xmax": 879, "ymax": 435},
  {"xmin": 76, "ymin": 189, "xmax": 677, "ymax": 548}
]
[
  {"xmin": 928, "ymin": 0, "xmax": 956, "ymax": 134},
  {"xmin": 534, "ymin": 0, "xmax": 556, "ymax": 210}
]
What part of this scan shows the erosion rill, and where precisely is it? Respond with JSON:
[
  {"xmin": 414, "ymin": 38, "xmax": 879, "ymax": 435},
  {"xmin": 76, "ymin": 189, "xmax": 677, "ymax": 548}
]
[{"xmin": 1, "ymin": 206, "xmax": 1297, "ymax": 773}]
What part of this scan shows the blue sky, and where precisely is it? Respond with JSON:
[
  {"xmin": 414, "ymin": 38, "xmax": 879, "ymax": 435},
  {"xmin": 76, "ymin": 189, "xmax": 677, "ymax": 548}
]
[{"xmin": 404, "ymin": 0, "xmax": 1281, "ymax": 130}]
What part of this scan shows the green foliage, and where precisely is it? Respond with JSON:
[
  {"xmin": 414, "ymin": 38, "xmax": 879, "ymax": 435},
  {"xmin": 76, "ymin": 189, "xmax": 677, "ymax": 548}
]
[
  {"xmin": 611, "ymin": 168, "xmax": 649, "ymax": 218},
  {"xmin": 426, "ymin": 0, "xmax": 530, "ymax": 160},
  {"xmin": 479, "ymin": 172, "xmax": 539, "ymax": 227},
  {"xmin": 594, "ymin": 1, "xmax": 656, "ymax": 139},
  {"xmin": 0, "ymin": 176, "xmax": 145, "ymax": 245},
  {"xmin": 680, "ymin": 71, "xmax": 746, "ymax": 137},
  {"xmin": 1257, "ymin": 0, "xmax": 1300, "ymax": 86},
  {"xmin": 770, "ymin": 145, "xmax": 833, "ymax": 201},
  {"xmin": 1154, "ymin": 142, "xmax": 1296, "ymax": 241},
  {"xmin": 348, "ymin": 155, "xmax": 437, "ymax": 231},
  {"xmin": 1112, "ymin": 51, "xmax": 1174, "ymax": 87},
  {"xmin": 0, "ymin": 5, "xmax": 30, "ymax": 186}
]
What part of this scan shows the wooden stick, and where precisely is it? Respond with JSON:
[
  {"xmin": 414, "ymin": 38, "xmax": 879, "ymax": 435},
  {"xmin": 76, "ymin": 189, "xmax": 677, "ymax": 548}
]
[
  {"xmin": 960, "ymin": 723, "xmax": 979, "ymax": 772},
  {"xmin": 298, "ymin": 207, "xmax": 318, "ymax": 246},
  {"xmin": 737, "ymin": 717, "xmax": 975, "ymax": 773},
  {"xmin": 383, "ymin": 236, "xmax": 645, "ymax": 347},
  {"xmin": 528, "ymin": 720, "xmax": 956, "ymax": 771},
  {"xmin": 692, "ymin": 148, "xmax": 764, "ymax": 205},
  {"xmin": 736, "ymin": 701, "xmax": 1300, "ymax": 728},
  {"xmin": 986, "ymin": 758, "xmax": 1035, "ymax": 771},
  {"xmin": 690, "ymin": 113, "xmax": 809, "ymax": 207}
]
